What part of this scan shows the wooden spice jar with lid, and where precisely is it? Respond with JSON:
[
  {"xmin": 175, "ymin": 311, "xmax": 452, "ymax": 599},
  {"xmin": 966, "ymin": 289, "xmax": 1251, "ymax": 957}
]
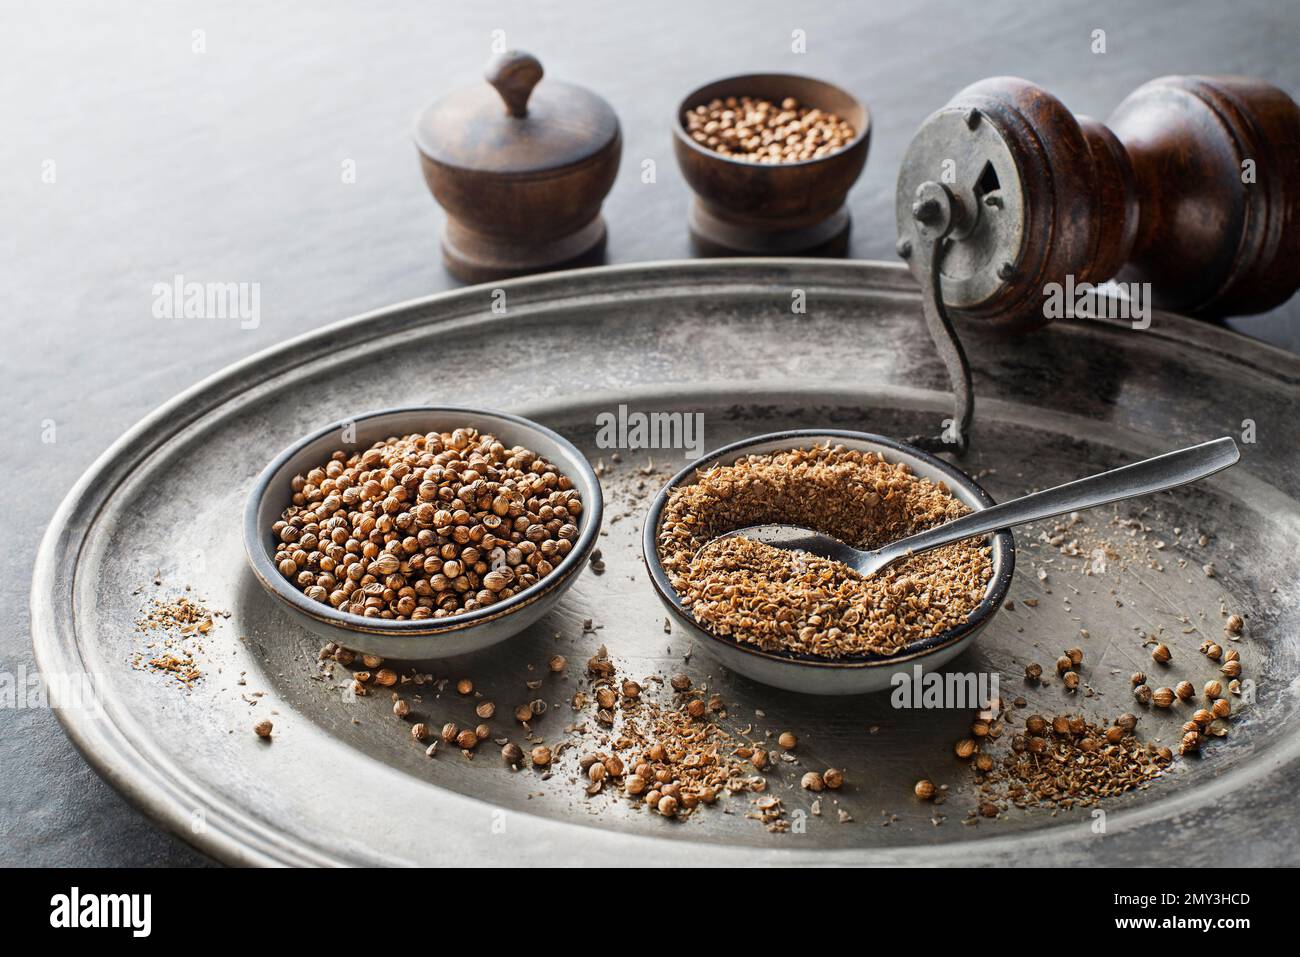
[{"xmin": 414, "ymin": 51, "xmax": 622, "ymax": 282}]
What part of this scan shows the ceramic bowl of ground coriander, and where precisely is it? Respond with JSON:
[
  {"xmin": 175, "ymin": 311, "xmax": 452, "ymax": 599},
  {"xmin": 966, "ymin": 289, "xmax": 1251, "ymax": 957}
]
[
  {"xmin": 245, "ymin": 407, "xmax": 602, "ymax": 660},
  {"xmin": 643, "ymin": 431, "xmax": 1013, "ymax": 694}
]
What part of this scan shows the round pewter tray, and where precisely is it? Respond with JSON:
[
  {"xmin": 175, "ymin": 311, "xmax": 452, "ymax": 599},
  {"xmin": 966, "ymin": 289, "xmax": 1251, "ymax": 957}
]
[{"xmin": 32, "ymin": 260, "xmax": 1300, "ymax": 867}]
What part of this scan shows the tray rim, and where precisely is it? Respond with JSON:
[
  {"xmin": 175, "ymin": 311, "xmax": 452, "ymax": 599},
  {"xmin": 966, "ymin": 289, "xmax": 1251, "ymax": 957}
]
[{"xmin": 30, "ymin": 256, "xmax": 1300, "ymax": 867}]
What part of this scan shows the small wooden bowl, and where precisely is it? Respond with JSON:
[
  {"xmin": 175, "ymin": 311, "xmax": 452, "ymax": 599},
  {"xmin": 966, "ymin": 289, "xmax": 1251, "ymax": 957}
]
[{"xmin": 673, "ymin": 73, "xmax": 870, "ymax": 255}]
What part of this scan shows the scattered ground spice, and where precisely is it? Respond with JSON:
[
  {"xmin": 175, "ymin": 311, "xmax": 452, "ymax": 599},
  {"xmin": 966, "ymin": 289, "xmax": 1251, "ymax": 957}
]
[
  {"xmin": 657, "ymin": 444, "xmax": 992, "ymax": 658},
  {"xmin": 130, "ymin": 593, "xmax": 226, "ymax": 688}
]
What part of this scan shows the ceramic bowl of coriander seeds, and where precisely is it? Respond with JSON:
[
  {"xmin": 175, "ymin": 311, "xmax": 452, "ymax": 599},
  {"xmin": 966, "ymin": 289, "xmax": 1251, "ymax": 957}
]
[
  {"xmin": 673, "ymin": 73, "xmax": 870, "ymax": 254},
  {"xmin": 244, "ymin": 407, "xmax": 602, "ymax": 660},
  {"xmin": 643, "ymin": 431, "xmax": 1014, "ymax": 695}
]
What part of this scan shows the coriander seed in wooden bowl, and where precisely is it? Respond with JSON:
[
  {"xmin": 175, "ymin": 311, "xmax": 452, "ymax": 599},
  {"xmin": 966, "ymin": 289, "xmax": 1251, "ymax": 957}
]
[
  {"xmin": 244, "ymin": 407, "xmax": 602, "ymax": 660},
  {"xmin": 673, "ymin": 73, "xmax": 870, "ymax": 255},
  {"xmin": 642, "ymin": 431, "xmax": 1013, "ymax": 695}
]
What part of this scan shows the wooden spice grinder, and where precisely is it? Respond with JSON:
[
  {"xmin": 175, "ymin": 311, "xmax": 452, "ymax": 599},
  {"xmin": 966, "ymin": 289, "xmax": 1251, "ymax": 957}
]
[
  {"xmin": 415, "ymin": 51, "xmax": 622, "ymax": 282},
  {"xmin": 893, "ymin": 74, "xmax": 1300, "ymax": 450}
]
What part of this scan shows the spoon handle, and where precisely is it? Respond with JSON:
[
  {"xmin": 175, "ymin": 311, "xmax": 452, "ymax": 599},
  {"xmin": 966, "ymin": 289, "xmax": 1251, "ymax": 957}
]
[{"xmin": 877, "ymin": 437, "xmax": 1240, "ymax": 565}]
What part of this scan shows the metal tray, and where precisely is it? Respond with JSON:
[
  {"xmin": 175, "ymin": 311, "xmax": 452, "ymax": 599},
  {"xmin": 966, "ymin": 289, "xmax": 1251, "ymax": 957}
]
[{"xmin": 32, "ymin": 260, "xmax": 1300, "ymax": 866}]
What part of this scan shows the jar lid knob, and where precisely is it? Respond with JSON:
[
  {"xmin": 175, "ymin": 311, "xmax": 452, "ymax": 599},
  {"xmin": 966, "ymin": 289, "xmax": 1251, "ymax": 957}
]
[{"xmin": 486, "ymin": 51, "xmax": 543, "ymax": 118}]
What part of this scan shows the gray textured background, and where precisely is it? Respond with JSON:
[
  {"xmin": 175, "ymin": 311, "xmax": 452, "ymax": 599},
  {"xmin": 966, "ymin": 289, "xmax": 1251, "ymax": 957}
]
[{"xmin": 4, "ymin": 0, "xmax": 1298, "ymax": 866}]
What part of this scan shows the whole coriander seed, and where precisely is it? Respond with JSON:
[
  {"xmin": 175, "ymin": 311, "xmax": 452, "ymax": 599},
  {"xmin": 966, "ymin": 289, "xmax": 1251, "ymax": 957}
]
[
  {"xmin": 974, "ymin": 753, "xmax": 994, "ymax": 772},
  {"xmin": 456, "ymin": 729, "xmax": 478, "ymax": 750},
  {"xmin": 915, "ymin": 779, "xmax": 936, "ymax": 801},
  {"xmin": 456, "ymin": 678, "xmax": 473, "ymax": 695},
  {"xmin": 514, "ymin": 704, "xmax": 533, "ymax": 724},
  {"xmin": 393, "ymin": 699, "xmax": 410, "ymax": 718},
  {"xmin": 626, "ymin": 774, "xmax": 647, "ymax": 795},
  {"xmin": 411, "ymin": 723, "xmax": 428, "ymax": 742},
  {"xmin": 1181, "ymin": 731, "xmax": 1201, "ymax": 754},
  {"xmin": 440, "ymin": 722, "xmax": 458, "ymax": 743},
  {"xmin": 686, "ymin": 699, "xmax": 707, "ymax": 719},
  {"xmin": 1204, "ymin": 642, "xmax": 1223, "ymax": 661},
  {"xmin": 801, "ymin": 771, "xmax": 825, "ymax": 792},
  {"xmin": 1025, "ymin": 714, "xmax": 1047, "ymax": 735},
  {"xmin": 1063, "ymin": 671, "xmax": 1080, "ymax": 691},
  {"xmin": 1192, "ymin": 709, "xmax": 1214, "ymax": 727},
  {"xmin": 502, "ymin": 742, "xmax": 524, "ymax": 765},
  {"xmin": 1153, "ymin": 687, "xmax": 1175, "ymax": 708},
  {"xmin": 955, "ymin": 738, "xmax": 977, "ymax": 759},
  {"xmin": 751, "ymin": 748, "xmax": 769, "ymax": 770},
  {"xmin": 1225, "ymin": 614, "xmax": 1244, "ymax": 635},
  {"xmin": 1175, "ymin": 680, "xmax": 1195, "ymax": 701},
  {"xmin": 1105, "ymin": 725, "xmax": 1125, "ymax": 744},
  {"xmin": 1056, "ymin": 655, "xmax": 1073, "ymax": 675},
  {"xmin": 778, "ymin": 731, "xmax": 798, "ymax": 750},
  {"xmin": 1066, "ymin": 647, "xmax": 1084, "ymax": 666},
  {"xmin": 823, "ymin": 767, "xmax": 845, "ymax": 789},
  {"xmin": 1212, "ymin": 698, "xmax": 1231, "ymax": 719},
  {"xmin": 657, "ymin": 795, "xmax": 679, "ymax": 817},
  {"xmin": 1221, "ymin": 660, "xmax": 1242, "ymax": 678},
  {"xmin": 253, "ymin": 719, "xmax": 273, "ymax": 739},
  {"xmin": 1116, "ymin": 713, "xmax": 1138, "ymax": 732},
  {"xmin": 475, "ymin": 701, "xmax": 496, "ymax": 719},
  {"xmin": 1204, "ymin": 679, "xmax": 1224, "ymax": 700},
  {"xmin": 1024, "ymin": 662, "xmax": 1043, "ymax": 681},
  {"xmin": 1152, "ymin": 644, "xmax": 1172, "ymax": 664},
  {"xmin": 670, "ymin": 674, "xmax": 692, "ymax": 692},
  {"xmin": 548, "ymin": 655, "xmax": 567, "ymax": 673},
  {"xmin": 1134, "ymin": 684, "xmax": 1154, "ymax": 705},
  {"xmin": 530, "ymin": 745, "xmax": 552, "ymax": 767},
  {"xmin": 1131, "ymin": 671, "xmax": 1147, "ymax": 686}
]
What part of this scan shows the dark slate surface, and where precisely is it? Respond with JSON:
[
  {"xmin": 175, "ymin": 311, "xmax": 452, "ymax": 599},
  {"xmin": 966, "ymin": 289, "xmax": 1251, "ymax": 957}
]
[{"xmin": 3, "ymin": 0, "xmax": 1297, "ymax": 866}]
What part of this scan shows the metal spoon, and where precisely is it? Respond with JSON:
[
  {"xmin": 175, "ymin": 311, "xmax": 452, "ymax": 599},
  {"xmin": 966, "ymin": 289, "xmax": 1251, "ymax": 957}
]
[{"xmin": 707, "ymin": 437, "xmax": 1240, "ymax": 577}]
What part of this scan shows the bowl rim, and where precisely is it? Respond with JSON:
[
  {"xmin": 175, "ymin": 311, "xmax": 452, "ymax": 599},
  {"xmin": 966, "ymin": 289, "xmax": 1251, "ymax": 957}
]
[
  {"xmin": 641, "ymin": 429, "xmax": 1015, "ymax": 670},
  {"xmin": 672, "ymin": 71, "xmax": 872, "ymax": 170},
  {"xmin": 243, "ymin": 406, "xmax": 604, "ymax": 637}
]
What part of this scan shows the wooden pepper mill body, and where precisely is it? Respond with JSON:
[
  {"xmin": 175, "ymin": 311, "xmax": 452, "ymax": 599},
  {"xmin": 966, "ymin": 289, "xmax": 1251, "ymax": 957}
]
[{"xmin": 896, "ymin": 74, "xmax": 1300, "ymax": 330}]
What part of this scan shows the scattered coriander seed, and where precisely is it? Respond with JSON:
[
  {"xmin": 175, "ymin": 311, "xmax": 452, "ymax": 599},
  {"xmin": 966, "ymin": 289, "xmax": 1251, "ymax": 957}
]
[
  {"xmin": 751, "ymin": 748, "xmax": 769, "ymax": 770},
  {"xmin": 456, "ymin": 678, "xmax": 474, "ymax": 696},
  {"xmin": 778, "ymin": 731, "xmax": 798, "ymax": 750},
  {"xmin": 1152, "ymin": 644, "xmax": 1172, "ymax": 664},
  {"xmin": 915, "ymin": 779, "xmax": 936, "ymax": 801},
  {"xmin": 374, "ymin": 668, "xmax": 397, "ymax": 687},
  {"xmin": 1063, "ymin": 671, "xmax": 1080, "ymax": 691},
  {"xmin": 1221, "ymin": 660, "xmax": 1242, "ymax": 678},
  {"xmin": 1180, "ymin": 731, "xmax": 1201, "ymax": 754},
  {"xmin": 955, "ymin": 738, "xmax": 977, "ymax": 759},
  {"xmin": 1229, "ymin": 679, "xmax": 1242, "ymax": 696},
  {"xmin": 974, "ymin": 753, "xmax": 994, "ymax": 772},
  {"xmin": 1212, "ymin": 698, "xmax": 1231, "ymax": 719},
  {"xmin": 801, "ymin": 771, "xmax": 825, "ymax": 792},
  {"xmin": 686, "ymin": 699, "xmax": 707, "ymax": 719},
  {"xmin": 670, "ymin": 673, "xmax": 692, "ymax": 692},
  {"xmin": 392, "ymin": 699, "xmax": 410, "ymax": 718},
  {"xmin": 1225, "ymin": 614, "xmax": 1244, "ymax": 635},
  {"xmin": 1025, "ymin": 714, "xmax": 1047, "ymax": 735},
  {"xmin": 971, "ymin": 719, "xmax": 990, "ymax": 737},
  {"xmin": 1175, "ymin": 680, "xmax": 1195, "ymax": 701},
  {"xmin": 1024, "ymin": 662, "xmax": 1043, "ymax": 681},
  {"xmin": 1133, "ymin": 684, "xmax": 1154, "ymax": 705},
  {"xmin": 1153, "ymin": 687, "xmax": 1175, "ymax": 708},
  {"xmin": 1116, "ymin": 713, "xmax": 1138, "ymax": 732},
  {"xmin": 440, "ymin": 722, "xmax": 458, "ymax": 743},
  {"xmin": 253, "ymin": 719, "xmax": 273, "ymax": 739},
  {"xmin": 475, "ymin": 701, "xmax": 496, "ymax": 719},
  {"xmin": 588, "ymin": 762, "xmax": 606, "ymax": 783},
  {"xmin": 1052, "ymin": 715, "xmax": 1071, "ymax": 736},
  {"xmin": 979, "ymin": 802, "xmax": 998, "ymax": 818},
  {"xmin": 411, "ymin": 723, "xmax": 428, "ymax": 742},
  {"xmin": 501, "ymin": 742, "xmax": 523, "ymax": 764},
  {"xmin": 1131, "ymin": 671, "xmax": 1147, "ymax": 686},
  {"xmin": 456, "ymin": 729, "xmax": 478, "ymax": 750},
  {"xmin": 530, "ymin": 745, "xmax": 552, "ymax": 767},
  {"xmin": 1156, "ymin": 746, "xmax": 1174, "ymax": 762},
  {"xmin": 1203, "ymin": 642, "xmax": 1223, "ymax": 661},
  {"xmin": 823, "ymin": 767, "xmax": 845, "ymax": 789},
  {"xmin": 1224, "ymin": 648, "xmax": 1240, "ymax": 663},
  {"xmin": 1105, "ymin": 725, "xmax": 1125, "ymax": 744},
  {"xmin": 1066, "ymin": 647, "xmax": 1084, "ymax": 666},
  {"xmin": 625, "ymin": 774, "xmax": 647, "ymax": 795},
  {"xmin": 1192, "ymin": 708, "xmax": 1214, "ymax": 727},
  {"xmin": 1204, "ymin": 679, "xmax": 1224, "ymax": 700},
  {"xmin": 548, "ymin": 655, "xmax": 567, "ymax": 673},
  {"xmin": 514, "ymin": 704, "xmax": 533, "ymax": 723},
  {"xmin": 657, "ymin": 794, "xmax": 679, "ymax": 817},
  {"xmin": 1056, "ymin": 655, "xmax": 1073, "ymax": 675}
]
